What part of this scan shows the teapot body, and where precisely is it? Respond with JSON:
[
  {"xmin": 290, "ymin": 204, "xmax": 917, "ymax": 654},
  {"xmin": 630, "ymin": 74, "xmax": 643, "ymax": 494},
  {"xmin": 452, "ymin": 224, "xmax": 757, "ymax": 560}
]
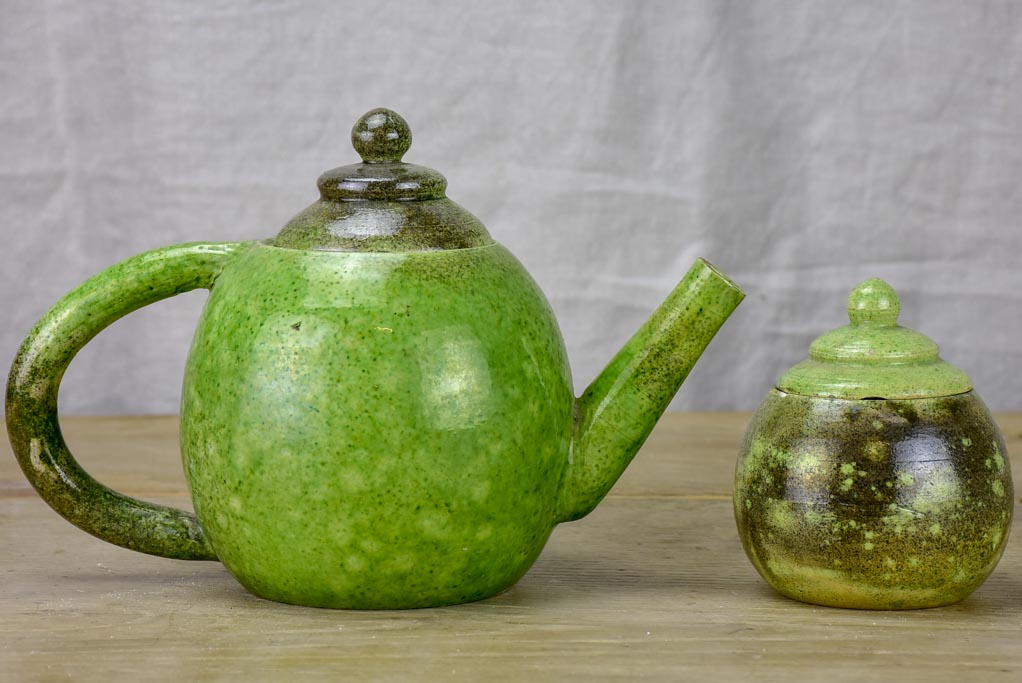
[
  {"xmin": 181, "ymin": 241, "xmax": 574, "ymax": 608},
  {"xmin": 734, "ymin": 389, "xmax": 1012, "ymax": 609}
]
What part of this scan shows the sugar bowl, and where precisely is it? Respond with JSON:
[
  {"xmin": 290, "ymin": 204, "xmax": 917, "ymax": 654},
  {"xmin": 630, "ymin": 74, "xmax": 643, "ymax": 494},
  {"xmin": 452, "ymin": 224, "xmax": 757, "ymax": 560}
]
[{"xmin": 734, "ymin": 279, "xmax": 1012, "ymax": 609}]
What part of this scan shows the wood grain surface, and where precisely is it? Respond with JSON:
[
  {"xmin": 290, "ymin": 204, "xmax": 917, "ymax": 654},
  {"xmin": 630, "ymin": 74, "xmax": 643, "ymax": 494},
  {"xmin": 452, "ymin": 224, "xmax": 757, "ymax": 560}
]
[{"xmin": 2, "ymin": 414, "xmax": 1021, "ymax": 682}]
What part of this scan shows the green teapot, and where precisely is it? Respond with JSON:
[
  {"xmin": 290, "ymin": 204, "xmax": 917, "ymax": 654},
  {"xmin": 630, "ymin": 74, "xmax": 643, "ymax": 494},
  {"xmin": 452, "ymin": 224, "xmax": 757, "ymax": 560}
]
[{"xmin": 6, "ymin": 109, "xmax": 743, "ymax": 609}]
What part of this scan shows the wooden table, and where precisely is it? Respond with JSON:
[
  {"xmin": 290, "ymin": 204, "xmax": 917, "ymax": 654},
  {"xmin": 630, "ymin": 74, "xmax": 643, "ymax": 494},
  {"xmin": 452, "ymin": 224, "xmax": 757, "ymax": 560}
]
[{"xmin": 2, "ymin": 414, "xmax": 1021, "ymax": 682}]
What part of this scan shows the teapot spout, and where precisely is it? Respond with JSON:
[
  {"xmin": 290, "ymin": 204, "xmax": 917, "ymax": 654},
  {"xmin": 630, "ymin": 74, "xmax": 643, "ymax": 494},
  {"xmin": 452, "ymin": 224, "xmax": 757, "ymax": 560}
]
[{"xmin": 556, "ymin": 258, "xmax": 744, "ymax": 522}]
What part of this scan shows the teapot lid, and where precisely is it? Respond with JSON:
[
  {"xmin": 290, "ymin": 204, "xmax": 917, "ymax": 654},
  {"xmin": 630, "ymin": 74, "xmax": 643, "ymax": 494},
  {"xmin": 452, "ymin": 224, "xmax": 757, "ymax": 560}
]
[
  {"xmin": 776, "ymin": 278, "xmax": 972, "ymax": 399},
  {"xmin": 272, "ymin": 108, "xmax": 492, "ymax": 252}
]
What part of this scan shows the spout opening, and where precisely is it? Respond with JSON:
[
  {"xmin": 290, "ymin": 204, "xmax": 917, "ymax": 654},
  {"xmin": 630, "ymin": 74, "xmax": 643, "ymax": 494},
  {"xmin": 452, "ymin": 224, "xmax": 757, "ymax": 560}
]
[{"xmin": 697, "ymin": 257, "xmax": 744, "ymax": 299}]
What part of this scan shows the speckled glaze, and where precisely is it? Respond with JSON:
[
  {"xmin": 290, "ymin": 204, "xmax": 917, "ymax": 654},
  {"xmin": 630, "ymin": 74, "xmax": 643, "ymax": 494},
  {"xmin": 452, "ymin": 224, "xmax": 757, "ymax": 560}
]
[
  {"xmin": 779, "ymin": 279, "xmax": 972, "ymax": 400},
  {"xmin": 735, "ymin": 391, "xmax": 1012, "ymax": 609},
  {"xmin": 181, "ymin": 241, "xmax": 571, "ymax": 608},
  {"xmin": 273, "ymin": 107, "xmax": 489, "ymax": 252},
  {"xmin": 5, "ymin": 243, "xmax": 239, "ymax": 560},
  {"xmin": 736, "ymin": 280, "xmax": 1012, "ymax": 609},
  {"xmin": 5, "ymin": 109, "xmax": 744, "ymax": 609}
]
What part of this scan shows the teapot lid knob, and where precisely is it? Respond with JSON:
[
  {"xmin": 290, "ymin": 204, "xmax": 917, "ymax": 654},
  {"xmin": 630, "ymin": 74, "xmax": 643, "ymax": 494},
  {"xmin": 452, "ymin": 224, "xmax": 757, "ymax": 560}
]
[
  {"xmin": 351, "ymin": 108, "xmax": 412, "ymax": 163},
  {"xmin": 311, "ymin": 108, "xmax": 447, "ymax": 202},
  {"xmin": 274, "ymin": 107, "xmax": 489, "ymax": 250}
]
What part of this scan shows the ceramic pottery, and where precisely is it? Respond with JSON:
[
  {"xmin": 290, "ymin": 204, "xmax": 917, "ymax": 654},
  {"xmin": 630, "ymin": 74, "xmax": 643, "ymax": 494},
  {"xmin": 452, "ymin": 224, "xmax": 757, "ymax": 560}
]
[
  {"xmin": 735, "ymin": 279, "xmax": 1012, "ymax": 609},
  {"xmin": 6, "ymin": 108, "xmax": 744, "ymax": 609}
]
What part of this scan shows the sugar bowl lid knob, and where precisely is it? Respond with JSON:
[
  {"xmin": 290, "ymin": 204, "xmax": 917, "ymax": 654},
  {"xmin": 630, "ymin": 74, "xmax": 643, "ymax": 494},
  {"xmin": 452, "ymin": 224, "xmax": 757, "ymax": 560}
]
[{"xmin": 847, "ymin": 278, "xmax": 900, "ymax": 327}]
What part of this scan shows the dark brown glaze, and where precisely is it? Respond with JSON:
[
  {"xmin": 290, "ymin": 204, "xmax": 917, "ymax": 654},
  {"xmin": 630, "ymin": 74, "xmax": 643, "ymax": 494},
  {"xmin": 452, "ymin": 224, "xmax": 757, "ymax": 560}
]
[
  {"xmin": 734, "ymin": 390, "xmax": 1012, "ymax": 609},
  {"xmin": 272, "ymin": 108, "xmax": 492, "ymax": 252}
]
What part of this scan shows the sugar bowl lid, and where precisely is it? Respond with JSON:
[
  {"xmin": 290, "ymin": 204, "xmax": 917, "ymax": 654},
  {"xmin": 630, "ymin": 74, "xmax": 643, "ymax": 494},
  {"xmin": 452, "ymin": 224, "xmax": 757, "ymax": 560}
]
[{"xmin": 776, "ymin": 279, "xmax": 972, "ymax": 399}]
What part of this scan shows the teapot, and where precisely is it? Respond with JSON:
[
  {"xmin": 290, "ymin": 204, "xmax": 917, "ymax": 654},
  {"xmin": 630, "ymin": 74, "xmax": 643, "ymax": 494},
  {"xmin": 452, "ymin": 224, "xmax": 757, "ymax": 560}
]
[
  {"xmin": 734, "ymin": 279, "xmax": 1012, "ymax": 609},
  {"xmin": 6, "ymin": 108, "xmax": 744, "ymax": 609}
]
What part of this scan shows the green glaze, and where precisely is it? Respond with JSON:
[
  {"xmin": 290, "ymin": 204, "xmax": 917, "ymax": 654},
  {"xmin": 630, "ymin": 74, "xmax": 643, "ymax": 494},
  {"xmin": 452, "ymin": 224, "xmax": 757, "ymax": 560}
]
[
  {"xmin": 350, "ymin": 107, "xmax": 414, "ymax": 164},
  {"xmin": 778, "ymin": 279, "xmax": 972, "ymax": 400},
  {"xmin": 274, "ymin": 108, "xmax": 483, "ymax": 252},
  {"xmin": 735, "ymin": 391, "xmax": 1012, "ymax": 609},
  {"xmin": 5, "ymin": 108, "xmax": 745, "ymax": 609},
  {"xmin": 5, "ymin": 243, "xmax": 241, "ymax": 560},
  {"xmin": 739, "ymin": 280, "xmax": 1010, "ymax": 609},
  {"xmin": 274, "ymin": 197, "xmax": 491, "ymax": 252},
  {"xmin": 181, "ymin": 242, "xmax": 572, "ymax": 608},
  {"xmin": 180, "ymin": 246, "xmax": 740, "ymax": 608},
  {"xmin": 562, "ymin": 259, "xmax": 745, "ymax": 521}
]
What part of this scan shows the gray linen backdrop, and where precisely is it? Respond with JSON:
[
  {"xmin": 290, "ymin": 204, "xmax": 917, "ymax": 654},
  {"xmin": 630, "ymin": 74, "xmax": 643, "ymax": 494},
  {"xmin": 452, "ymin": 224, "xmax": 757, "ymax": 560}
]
[{"xmin": 2, "ymin": 0, "xmax": 1021, "ymax": 415}]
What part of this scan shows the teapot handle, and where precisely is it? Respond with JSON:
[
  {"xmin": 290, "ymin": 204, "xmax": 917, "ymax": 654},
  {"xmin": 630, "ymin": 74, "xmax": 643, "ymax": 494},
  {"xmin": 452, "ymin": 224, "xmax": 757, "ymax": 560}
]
[{"xmin": 5, "ymin": 242, "xmax": 246, "ymax": 560}]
